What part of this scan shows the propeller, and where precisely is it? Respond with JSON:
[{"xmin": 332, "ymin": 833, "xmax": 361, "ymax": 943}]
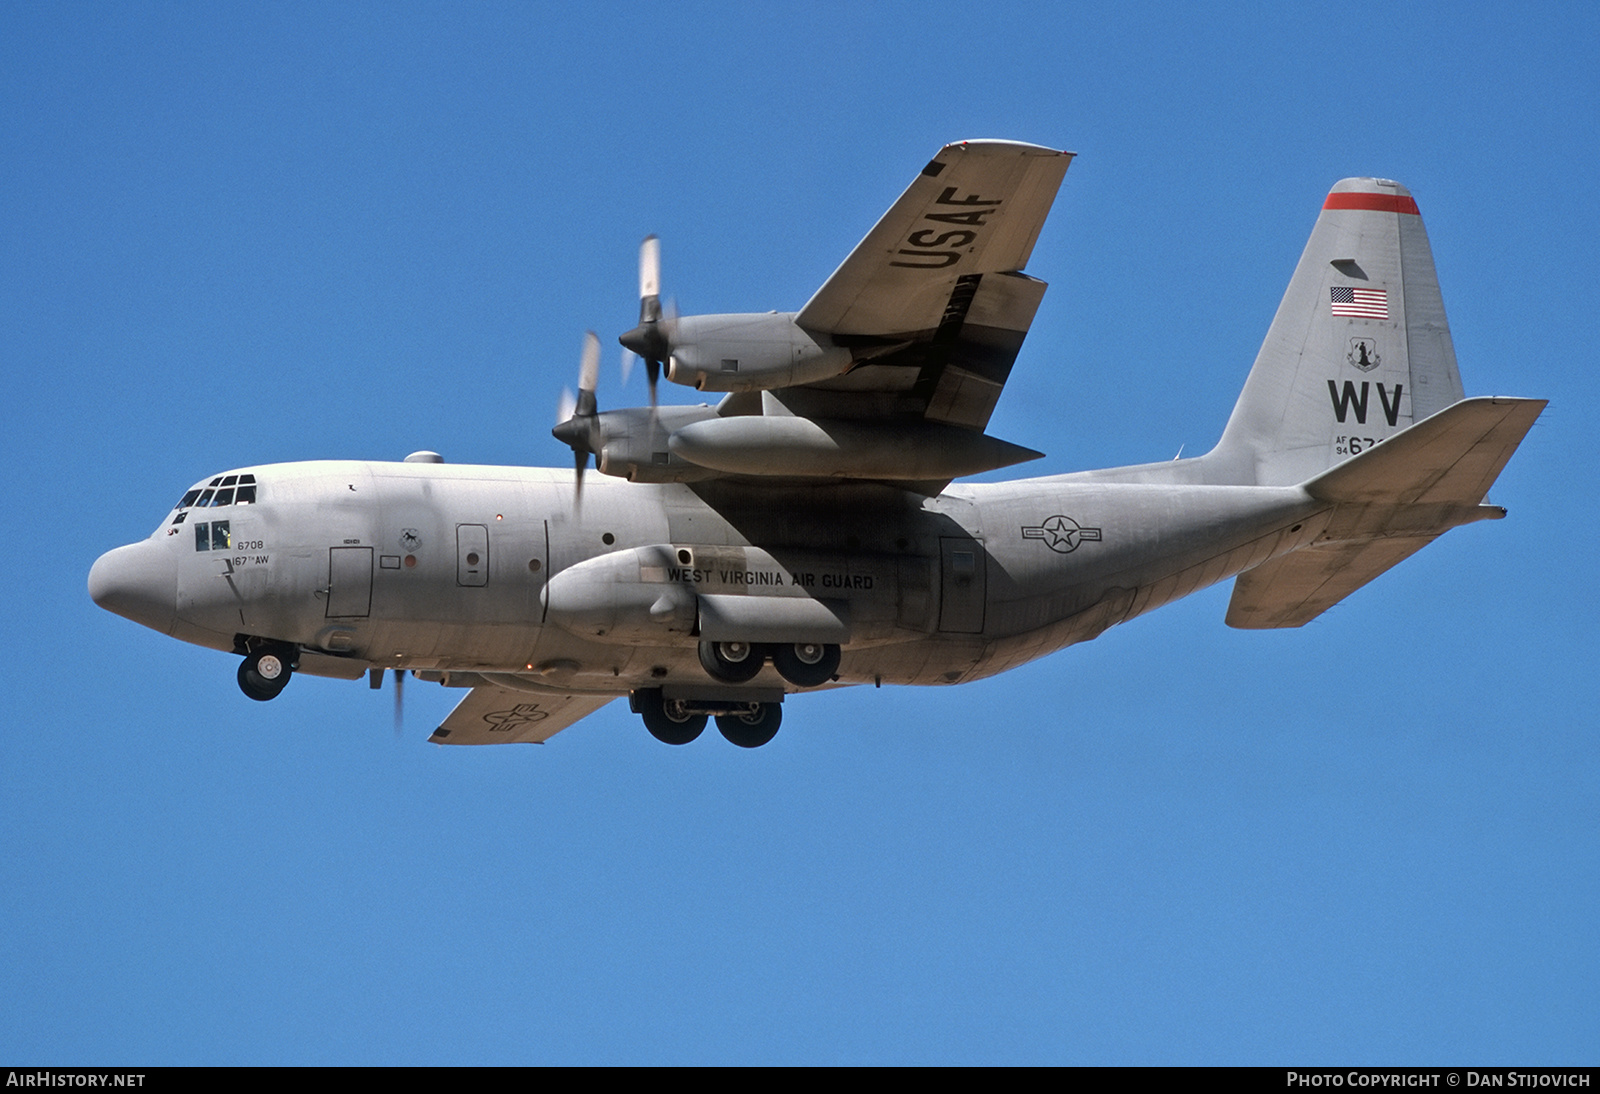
[
  {"xmin": 552, "ymin": 330, "xmax": 604, "ymax": 509},
  {"xmin": 369, "ymin": 667, "xmax": 407, "ymax": 738},
  {"xmin": 392, "ymin": 667, "xmax": 404, "ymax": 738},
  {"xmin": 618, "ymin": 234, "xmax": 672, "ymax": 406}
]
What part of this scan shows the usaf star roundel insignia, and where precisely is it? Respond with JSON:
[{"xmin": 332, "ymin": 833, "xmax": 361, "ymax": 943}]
[{"xmin": 1021, "ymin": 515, "xmax": 1103, "ymax": 553}]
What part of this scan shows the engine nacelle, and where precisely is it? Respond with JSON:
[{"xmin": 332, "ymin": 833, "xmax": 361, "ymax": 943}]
[
  {"xmin": 666, "ymin": 416, "xmax": 1043, "ymax": 480},
  {"xmin": 590, "ymin": 405, "xmax": 720, "ymax": 484},
  {"xmin": 667, "ymin": 312, "xmax": 851, "ymax": 392}
]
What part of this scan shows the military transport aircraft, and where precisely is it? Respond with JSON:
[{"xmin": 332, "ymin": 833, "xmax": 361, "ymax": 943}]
[{"xmin": 88, "ymin": 140, "xmax": 1544, "ymax": 749}]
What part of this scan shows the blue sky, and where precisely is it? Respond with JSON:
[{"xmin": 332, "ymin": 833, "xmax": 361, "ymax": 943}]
[{"xmin": 3, "ymin": 1, "xmax": 1595, "ymax": 1064}]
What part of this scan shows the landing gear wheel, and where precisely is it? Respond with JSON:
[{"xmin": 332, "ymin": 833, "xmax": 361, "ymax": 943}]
[
  {"xmin": 237, "ymin": 646, "xmax": 294, "ymax": 702},
  {"xmin": 716, "ymin": 703, "xmax": 782, "ymax": 749},
  {"xmin": 771, "ymin": 642, "xmax": 840, "ymax": 688},
  {"xmin": 635, "ymin": 689, "xmax": 707, "ymax": 745},
  {"xmin": 698, "ymin": 639, "xmax": 766, "ymax": 683}
]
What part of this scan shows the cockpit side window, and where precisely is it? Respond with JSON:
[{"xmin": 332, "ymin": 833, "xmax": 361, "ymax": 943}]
[{"xmin": 192, "ymin": 521, "xmax": 230, "ymax": 550}]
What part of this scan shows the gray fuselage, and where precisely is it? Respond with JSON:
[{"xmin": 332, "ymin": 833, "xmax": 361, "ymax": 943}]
[{"xmin": 92, "ymin": 458, "xmax": 1322, "ymax": 697}]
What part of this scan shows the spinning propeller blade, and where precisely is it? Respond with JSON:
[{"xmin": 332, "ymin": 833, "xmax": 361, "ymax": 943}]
[
  {"xmin": 552, "ymin": 330, "xmax": 605, "ymax": 511},
  {"xmin": 619, "ymin": 234, "xmax": 670, "ymax": 407},
  {"xmin": 393, "ymin": 667, "xmax": 404, "ymax": 738}
]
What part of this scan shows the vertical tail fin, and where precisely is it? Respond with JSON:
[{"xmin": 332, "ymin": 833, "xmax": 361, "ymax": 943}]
[{"xmin": 1210, "ymin": 178, "xmax": 1465, "ymax": 486}]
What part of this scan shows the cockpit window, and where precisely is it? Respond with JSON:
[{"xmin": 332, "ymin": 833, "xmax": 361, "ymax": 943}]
[{"xmin": 170, "ymin": 474, "xmax": 257, "ymax": 525}]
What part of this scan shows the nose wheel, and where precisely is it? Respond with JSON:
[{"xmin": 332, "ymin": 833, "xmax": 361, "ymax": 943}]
[{"xmin": 237, "ymin": 645, "xmax": 296, "ymax": 701}]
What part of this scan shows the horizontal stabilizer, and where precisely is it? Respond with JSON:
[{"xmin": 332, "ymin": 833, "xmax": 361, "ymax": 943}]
[
  {"xmin": 1227, "ymin": 395, "xmax": 1544, "ymax": 629},
  {"xmin": 1226, "ymin": 535, "xmax": 1438, "ymax": 629},
  {"xmin": 1305, "ymin": 396, "xmax": 1547, "ymax": 506},
  {"xmin": 429, "ymin": 685, "xmax": 613, "ymax": 745}
]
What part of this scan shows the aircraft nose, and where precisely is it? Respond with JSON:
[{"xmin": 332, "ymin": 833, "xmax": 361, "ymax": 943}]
[{"xmin": 89, "ymin": 540, "xmax": 178, "ymax": 635}]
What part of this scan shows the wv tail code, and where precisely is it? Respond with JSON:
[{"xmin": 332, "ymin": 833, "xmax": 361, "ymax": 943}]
[{"xmin": 1327, "ymin": 380, "xmax": 1404, "ymax": 426}]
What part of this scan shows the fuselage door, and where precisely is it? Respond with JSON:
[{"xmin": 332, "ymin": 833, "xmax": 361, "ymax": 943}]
[
  {"xmin": 327, "ymin": 547, "xmax": 373, "ymax": 618},
  {"xmin": 457, "ymin": 524, "xmax": 489, "ymax": 587},
  {"xmin": 938, "ymin": 536, "xmax": 986, "ymax": 633}
]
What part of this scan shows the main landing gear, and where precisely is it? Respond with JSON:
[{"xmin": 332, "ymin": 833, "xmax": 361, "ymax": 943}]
[
  {"xmin": 697, "ymin": 640, "xmax": 841, "ymax": 688},
  {"xmin": 632, "ymin": 688, "xmax": 784, "ymax": 748},
  {"xmin": 237, "ymin": 643, "xmax": 297, "ymax": 701},
  {"xmin": 635, "ymin": 688, "xmax": 707, "ymax": 745}
]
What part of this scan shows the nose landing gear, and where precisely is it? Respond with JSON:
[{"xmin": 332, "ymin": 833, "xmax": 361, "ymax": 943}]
[{"xmin": 237, "ymin": 643, "xmax": 297, "ymax": 701}]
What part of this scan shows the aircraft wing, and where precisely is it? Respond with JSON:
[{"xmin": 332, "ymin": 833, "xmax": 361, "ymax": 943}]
[
  {"xmin": 782, "ymin": 140, "xmax": 1072, "ymax": 432},
  {"xmin": 428, "ymin": 685, "xmax": 614, "ymax": 745}
]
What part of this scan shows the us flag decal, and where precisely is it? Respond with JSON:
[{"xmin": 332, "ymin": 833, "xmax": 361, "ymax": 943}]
[{"xmin": 1330, "ymin": 285, "xmax": 1389, "ymax": 319}]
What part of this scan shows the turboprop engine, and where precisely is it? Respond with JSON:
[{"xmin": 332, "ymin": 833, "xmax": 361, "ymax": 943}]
[
  {"xmin": 617, "ymin": 236, "xmax": 856, "ymax": 398},
  {"xmin": 664, "ymin": 313, "xmax": 852, "ymax": 392}
]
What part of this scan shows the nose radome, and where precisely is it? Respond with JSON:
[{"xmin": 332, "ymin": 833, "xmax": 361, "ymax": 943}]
[{"xmin": 89, "ymin": 541, "xmax": 178, "ymax": 635}]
